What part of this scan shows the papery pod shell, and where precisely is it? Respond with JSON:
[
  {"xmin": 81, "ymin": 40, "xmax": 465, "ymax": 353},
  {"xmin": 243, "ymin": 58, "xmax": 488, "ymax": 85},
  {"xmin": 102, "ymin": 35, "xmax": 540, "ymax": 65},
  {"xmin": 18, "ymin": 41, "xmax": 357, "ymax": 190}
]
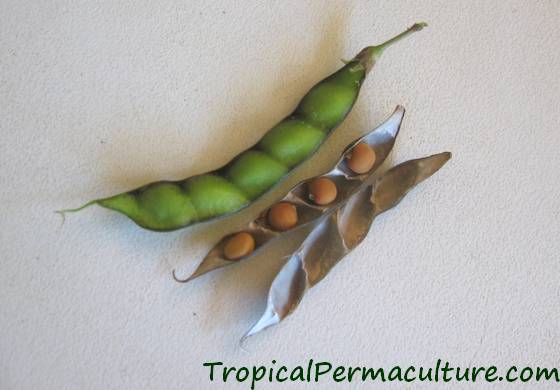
[{"xmin": 245, "ymin": 152, "xmax": 451, "ymax": 338}]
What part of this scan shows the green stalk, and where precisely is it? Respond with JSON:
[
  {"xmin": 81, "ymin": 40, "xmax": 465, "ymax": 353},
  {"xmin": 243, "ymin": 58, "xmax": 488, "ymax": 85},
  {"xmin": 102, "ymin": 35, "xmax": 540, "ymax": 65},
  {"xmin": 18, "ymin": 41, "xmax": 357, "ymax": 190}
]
[
  {"xmin": 376, "ymin": 22, "xmax": 427, "ymax": 53},
  {"xmin": 356, "ymin": 22, "xmax": 428, "ymax": 71}
]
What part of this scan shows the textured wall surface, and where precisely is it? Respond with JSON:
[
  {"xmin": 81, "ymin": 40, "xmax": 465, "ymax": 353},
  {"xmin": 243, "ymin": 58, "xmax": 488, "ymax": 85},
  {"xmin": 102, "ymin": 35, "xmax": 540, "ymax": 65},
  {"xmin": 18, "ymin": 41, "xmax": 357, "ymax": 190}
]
[{"xmin": 1, "ymin": 1, "xmax": 559, "ymax": 389}]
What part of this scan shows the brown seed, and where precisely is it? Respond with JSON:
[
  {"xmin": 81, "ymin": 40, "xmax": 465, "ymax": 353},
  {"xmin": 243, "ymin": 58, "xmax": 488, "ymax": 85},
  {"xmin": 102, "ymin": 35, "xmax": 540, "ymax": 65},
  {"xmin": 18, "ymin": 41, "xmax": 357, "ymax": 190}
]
[
  {"xmin": 267, "ymin": 202, "xmax": 298, "ymax": 231},
  {"xmin": 223, "ymin": 232, "xmax": 255, "ymax": 260},
  {"xmin": 308, "ymin": 177, "xmax": 337, "ymax": 205},
  {"xmin": 346, "ymin": 143, "xmax": 376, "ymax": 174}
]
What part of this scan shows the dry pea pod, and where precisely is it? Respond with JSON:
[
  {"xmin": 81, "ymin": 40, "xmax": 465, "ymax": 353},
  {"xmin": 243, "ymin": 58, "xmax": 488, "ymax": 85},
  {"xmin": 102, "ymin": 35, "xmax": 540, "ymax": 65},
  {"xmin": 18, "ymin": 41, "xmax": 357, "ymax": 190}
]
[
  {"xmin": 244, "ymin": 152, "xmax": 451, "ymax": 338},
  {"xmin": 172, "ymin": 106, "xmax": 405, "ymax": 283}
]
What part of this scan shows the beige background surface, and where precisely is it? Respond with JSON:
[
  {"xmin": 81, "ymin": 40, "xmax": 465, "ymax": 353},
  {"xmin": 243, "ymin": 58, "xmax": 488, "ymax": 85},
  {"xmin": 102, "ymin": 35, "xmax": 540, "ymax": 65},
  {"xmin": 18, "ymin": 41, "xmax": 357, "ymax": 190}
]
[{"xmin": 1, "ymin": 0, "xmax": 559, "ymax": 389}]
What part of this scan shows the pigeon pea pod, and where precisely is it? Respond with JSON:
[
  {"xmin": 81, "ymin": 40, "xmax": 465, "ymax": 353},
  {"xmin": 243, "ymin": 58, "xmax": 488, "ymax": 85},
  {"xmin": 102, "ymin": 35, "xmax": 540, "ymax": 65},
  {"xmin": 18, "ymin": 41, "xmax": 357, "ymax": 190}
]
[
  {"xmin": 58, "ymin": 23, "xmax": 427, "ymax": 231},
  {"xmin": 244, "ymin": 152, "xmax": 452, "ymax": 338}
]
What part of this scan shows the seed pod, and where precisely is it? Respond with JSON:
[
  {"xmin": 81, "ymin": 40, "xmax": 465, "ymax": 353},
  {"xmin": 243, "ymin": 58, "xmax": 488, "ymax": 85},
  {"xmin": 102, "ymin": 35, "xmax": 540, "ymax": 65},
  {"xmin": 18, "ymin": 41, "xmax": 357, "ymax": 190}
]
[
  {"xmin": 57, "ymin": 24, "xmax": 427, "ymax": 231},
  {"xmin": 173, "ymin": 106, "xmax": 405, "ymax": 283},
  {"xmin": 308, "ymin": 177, "xmax": 338, "ymax": 205},
  {"xmin": 244, "ymin": 152, "xmax": 452, "ymax": 338}
]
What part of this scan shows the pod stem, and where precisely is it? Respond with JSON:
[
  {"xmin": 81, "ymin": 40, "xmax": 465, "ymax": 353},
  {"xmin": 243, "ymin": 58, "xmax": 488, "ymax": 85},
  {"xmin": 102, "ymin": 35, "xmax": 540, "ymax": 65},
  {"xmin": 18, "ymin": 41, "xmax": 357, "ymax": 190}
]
[
  {"xmin": 356, "ymin": 22, "xmax": 427, "ymax": 71},
  {"xmin": 375, "ymin": 22, "xmax": 427, "ymax": 53}
]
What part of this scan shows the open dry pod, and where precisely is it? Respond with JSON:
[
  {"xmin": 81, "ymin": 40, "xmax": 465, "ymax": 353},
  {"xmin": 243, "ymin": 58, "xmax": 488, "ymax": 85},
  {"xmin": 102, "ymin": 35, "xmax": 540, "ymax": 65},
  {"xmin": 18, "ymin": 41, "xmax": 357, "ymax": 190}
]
[
  {"xmin": 244, "ymin": 152, "xmax": 451, "ymax": 338},
  {"xmin": 173, "ymin": 106, "xmax": 405, "ymax": 283}
]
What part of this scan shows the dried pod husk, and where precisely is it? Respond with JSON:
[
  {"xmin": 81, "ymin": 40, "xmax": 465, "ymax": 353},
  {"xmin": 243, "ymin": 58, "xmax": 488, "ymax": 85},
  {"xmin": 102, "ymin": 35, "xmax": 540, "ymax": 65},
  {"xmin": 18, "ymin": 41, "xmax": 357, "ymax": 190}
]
[
  {"xmin": 244, "ymin": 152, "xmax": 451, "ymax": 338},
  {"xmin": 173, "ymin": 106, "xmax": 406, "ymax": 283}
]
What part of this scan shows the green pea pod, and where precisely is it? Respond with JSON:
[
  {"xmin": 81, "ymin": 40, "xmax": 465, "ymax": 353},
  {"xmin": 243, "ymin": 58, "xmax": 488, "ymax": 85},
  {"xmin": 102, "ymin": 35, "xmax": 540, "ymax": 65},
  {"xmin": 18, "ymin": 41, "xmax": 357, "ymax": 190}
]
[{"xmin": 58, "ymin": 23, "xmax": 427, "ymax": 231}]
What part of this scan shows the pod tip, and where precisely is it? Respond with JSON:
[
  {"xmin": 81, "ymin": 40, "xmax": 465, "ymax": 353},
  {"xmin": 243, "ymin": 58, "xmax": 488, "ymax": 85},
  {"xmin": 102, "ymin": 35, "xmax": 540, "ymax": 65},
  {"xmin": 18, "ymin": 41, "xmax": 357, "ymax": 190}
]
[
  {"xmin": 394, "ymin": 104, "xmax": 406, "ymax": 116},
  {"xmin": 172, "ymin": 269, "xmax": 193, "ymax": 283},
  {"xmin": 55, "ymin": 200, "xmax": 97, "ymax": 215},
  {"xmin": 412, "ymin": 22, "xmax": 428, "ymax": 31},
  {"xmin": 54, "ymin": 200, "xmax": 97, "ymax": 225},
  {"xmin": 54, "ymin": 209, "xmax": 67, "ymax": 226}
]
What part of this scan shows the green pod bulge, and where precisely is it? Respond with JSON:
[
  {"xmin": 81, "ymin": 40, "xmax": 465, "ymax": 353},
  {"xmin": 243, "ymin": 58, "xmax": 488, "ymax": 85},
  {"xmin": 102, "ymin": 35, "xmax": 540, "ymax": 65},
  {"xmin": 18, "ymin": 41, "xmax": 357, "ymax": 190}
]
[
  {"xmin": 258, "ymin": 119, "xmax": 326, "ymax": 167},
  {"xmin": 223, "ymin": 150, "xmax": 288, "ymax": 199},
  {"xmin": 296, "ymin": 69, "xmax": 364, "ymax": 128},
  {"xmin": 99, "ymin": 183, "xmax": 197, "ymax": 231},
  {"xmin": 183, "ymin": 175, "xmax": 248, "ymax": 221},
  {"xmin": 59, "ymin": 23, "xmax": 427, "ymax": 231}
]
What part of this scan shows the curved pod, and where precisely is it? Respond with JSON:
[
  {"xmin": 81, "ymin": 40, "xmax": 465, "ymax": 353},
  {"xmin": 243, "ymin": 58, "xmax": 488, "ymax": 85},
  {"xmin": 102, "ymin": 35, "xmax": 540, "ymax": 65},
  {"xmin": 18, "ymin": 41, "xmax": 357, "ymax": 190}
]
[{"xmin": 59, "ymin": 23, "xmax": 427, "ymax": 231}]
